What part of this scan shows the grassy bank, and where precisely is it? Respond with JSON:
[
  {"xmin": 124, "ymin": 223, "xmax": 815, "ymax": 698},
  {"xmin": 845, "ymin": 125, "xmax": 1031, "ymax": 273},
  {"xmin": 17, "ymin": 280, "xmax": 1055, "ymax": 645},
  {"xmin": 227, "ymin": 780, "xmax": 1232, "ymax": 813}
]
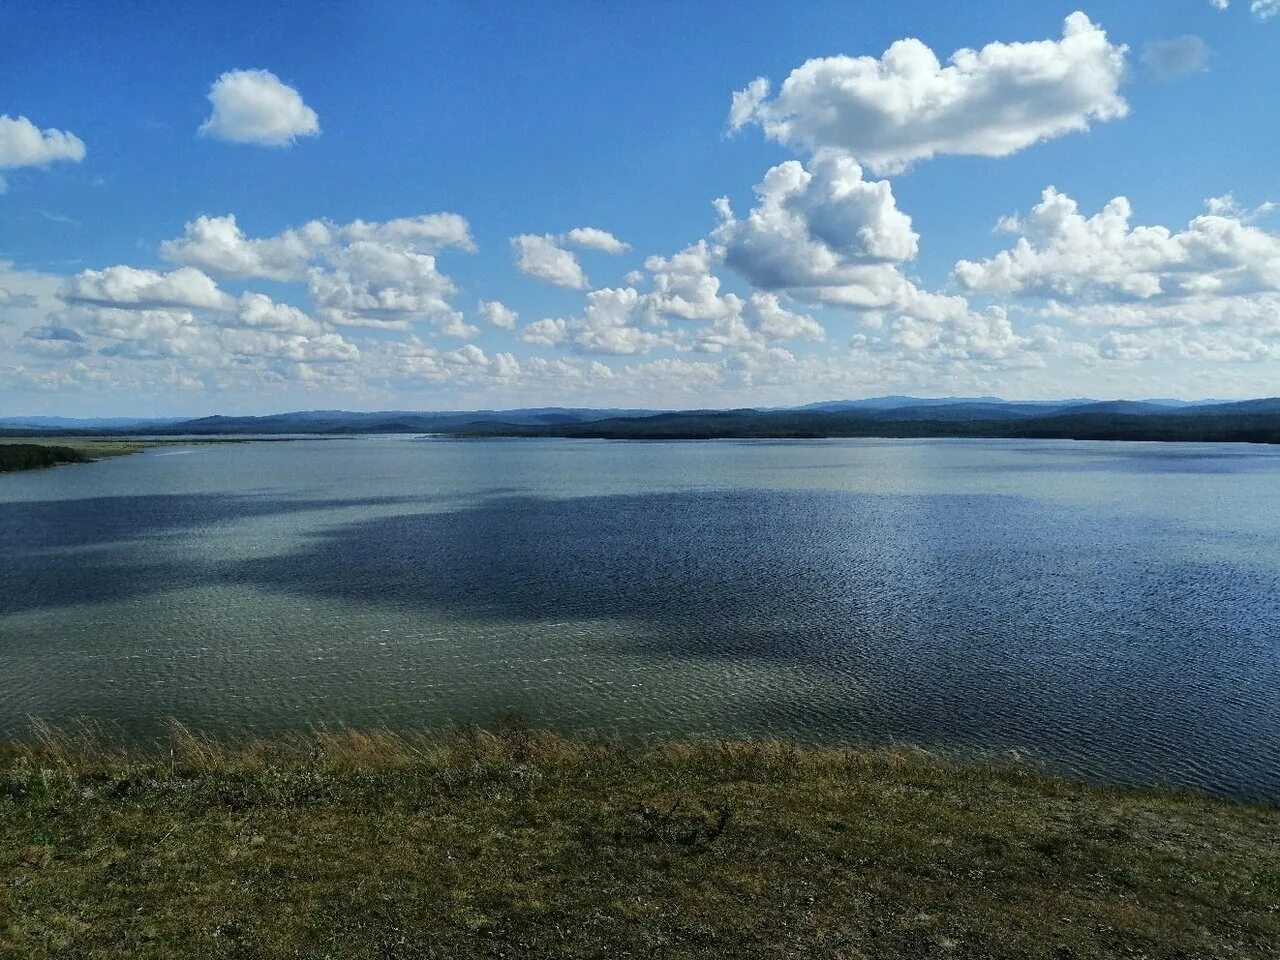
[
  {"xmin": 0, "ymin": 443, "xmax": 92, "ymax": 473},
  {"xmin": 0, "ymin": 438, "xmax": 149, "ymax": 473},
  {"xmin": 0, "ymin": 437, "xmax": 270, "ymax": 474},
  {"xmin": 2, "ymin": 726, "xmax": 1276, "ymax": 958}
]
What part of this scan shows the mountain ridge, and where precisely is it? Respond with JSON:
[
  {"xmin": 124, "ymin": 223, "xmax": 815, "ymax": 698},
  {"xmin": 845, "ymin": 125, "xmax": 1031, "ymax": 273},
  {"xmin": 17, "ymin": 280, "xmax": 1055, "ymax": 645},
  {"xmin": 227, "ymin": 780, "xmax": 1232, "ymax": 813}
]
[{"xmin": 3, "ymin": 397, "xmax": 1279, "ymax": 443}]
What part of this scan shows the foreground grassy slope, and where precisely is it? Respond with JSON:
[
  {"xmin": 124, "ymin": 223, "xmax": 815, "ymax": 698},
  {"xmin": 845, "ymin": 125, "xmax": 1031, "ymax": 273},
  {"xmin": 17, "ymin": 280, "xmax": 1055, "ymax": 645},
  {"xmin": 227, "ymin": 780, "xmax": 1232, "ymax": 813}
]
[{"xmin": 2, "ymin": 726, "xmax": 1276, "ymax": 959}]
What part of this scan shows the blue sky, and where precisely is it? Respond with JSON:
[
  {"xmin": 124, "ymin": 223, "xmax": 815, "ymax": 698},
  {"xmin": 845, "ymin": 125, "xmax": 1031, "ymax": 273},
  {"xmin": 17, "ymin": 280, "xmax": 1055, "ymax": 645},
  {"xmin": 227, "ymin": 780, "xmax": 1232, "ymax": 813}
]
[{"xmin": 1, "ymin": 0, "xmax": 1278, "ymax": 415}]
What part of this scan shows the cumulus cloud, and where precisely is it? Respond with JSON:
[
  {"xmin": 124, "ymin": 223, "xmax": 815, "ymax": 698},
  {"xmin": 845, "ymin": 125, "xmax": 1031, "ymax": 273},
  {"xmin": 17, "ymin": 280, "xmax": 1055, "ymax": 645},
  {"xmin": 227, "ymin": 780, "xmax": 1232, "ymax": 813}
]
[
  {"xmin": 156, "ymin": 211, "xmax": 477, "ymax": 337},
  {"xmin": 747, "ymin": 292, "xmax": 824, "ymax": 342},
  {"xmin": 521, "ymin": 286, "xmax": 673, "ymax": 355},
  {"xmin": 948, "ymin": 188, "xmax": 1280, "ymax": 375},
  {"xmin": 199, "ymin": 69, "xmax": 320, "ymax": 146},
  {"xmin": 339, "ymin": 213, "xmax": 476, "ymax": 252},
  {"xmin": 235, "ymin": 292, "xmax": 325, "ymax": 336},
  {"xmin": 1142, "ymin": 36, "xmax": 1209, "ymax": 80},
  {"xmin": 161, "ymin": 214, "xmax": 330, "ymax": 281},
  {"xmin": 219, "ymin": 328, "xmax": 358, "ymax": 364},
  {"xmin": 643, "ymin": 241, "xmax": 742, "ymax": 322},
  {"xmin": 952, "ymin": 187, "xmax": 1280, "ymax": 303},
  {"xmin": 68, "ymin": 305, "xmax": 200, "ymax": 344},
  {"xmin": 729, "ymin": 12, "xmax": 1128, "ymax": 173},
  {"xmin": 160, "ymin": 212, "xmax": 474, "ymax": 282},
  {"xmin": 692, "ymin": 294, "xmax": 825, "ymax": 354},
  {"xmin": 514, "ymin": 237, "xmax": 831, "ymax": 359},
  {"xmin": 0, "ymin": 115, "xmax": 86, "ymax": 191},
  {"xmin": 713, "ymin": 153, "xmax": 921, "ymax": 309},
  {"xmin": 63, "ymin": 266, "xmax": 233, "ymax": 311},
  {"xmin": 0, "ymin": 115, "xmax": 86, "ymax": 169},
  {"xmin": 509, "ymin": 226, "xmax": 630, "ymax": 288},
  {"xmin": 511, "ymin": 234, "xmax": 589, "ymax": 289},
  {"xmin": 562, "ymin": 227, "xmax": 630, "ymax": 254},
  {"xmin": 309, "ymin": 241, "xmax": 473, "ymax": 335},
  {"xmin": 478, "ymin": 299, "xmax": 518, "ymax": 329}
]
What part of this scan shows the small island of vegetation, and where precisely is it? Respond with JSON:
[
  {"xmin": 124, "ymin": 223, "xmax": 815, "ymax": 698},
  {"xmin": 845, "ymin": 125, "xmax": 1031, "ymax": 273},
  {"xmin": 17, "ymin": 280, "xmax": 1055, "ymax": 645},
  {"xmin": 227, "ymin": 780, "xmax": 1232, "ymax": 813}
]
[
  {"xmin": 0, "ymin": 443, "xmax": 91, "ymax": 473},
  {"xmin": 2, "ymin": 724, "xmax": 1275, "ymax": 958}
]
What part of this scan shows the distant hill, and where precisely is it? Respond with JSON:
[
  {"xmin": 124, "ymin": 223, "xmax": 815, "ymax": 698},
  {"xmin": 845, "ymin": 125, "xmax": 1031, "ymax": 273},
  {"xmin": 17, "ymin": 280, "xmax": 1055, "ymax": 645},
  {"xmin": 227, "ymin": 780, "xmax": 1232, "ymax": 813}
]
[
  {"xmin": 3, "ymin": 398, "xmax": 1278, "ymax": 444},
  {"xmin": 0, "ymin": 416, "xmax": 185, "ymax": 430}
]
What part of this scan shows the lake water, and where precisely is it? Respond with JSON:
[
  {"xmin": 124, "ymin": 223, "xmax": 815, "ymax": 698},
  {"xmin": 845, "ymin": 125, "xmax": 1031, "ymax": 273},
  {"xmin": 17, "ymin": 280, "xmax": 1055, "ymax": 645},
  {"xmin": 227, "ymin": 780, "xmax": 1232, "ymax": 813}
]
[{"xmin": 3, "ymin": 436, "xmax": 1278, "ymax": 799}]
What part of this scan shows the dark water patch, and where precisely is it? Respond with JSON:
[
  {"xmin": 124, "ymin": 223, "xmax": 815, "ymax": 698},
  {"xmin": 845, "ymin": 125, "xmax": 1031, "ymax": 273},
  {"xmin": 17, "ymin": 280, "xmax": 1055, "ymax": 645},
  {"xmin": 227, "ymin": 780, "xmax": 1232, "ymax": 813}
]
[{"xmin": 0, "ymin": 493, "xmax": 434, "ymax": 614}]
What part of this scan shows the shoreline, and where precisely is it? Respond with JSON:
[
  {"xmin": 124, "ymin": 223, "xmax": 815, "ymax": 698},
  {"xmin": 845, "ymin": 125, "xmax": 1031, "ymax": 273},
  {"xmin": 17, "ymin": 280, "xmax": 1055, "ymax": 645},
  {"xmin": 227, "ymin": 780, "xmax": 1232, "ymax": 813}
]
[{"xmin": 0, "ymin": 437, "xmax": 312, "ymax": 474}]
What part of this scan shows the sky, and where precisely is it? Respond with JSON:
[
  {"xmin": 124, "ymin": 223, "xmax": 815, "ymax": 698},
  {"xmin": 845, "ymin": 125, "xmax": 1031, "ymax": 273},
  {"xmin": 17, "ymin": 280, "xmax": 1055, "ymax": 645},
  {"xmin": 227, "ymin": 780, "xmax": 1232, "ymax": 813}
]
[{"xmin": 1, "ymin": 0, "xmax": 1278, "ymax": 416}]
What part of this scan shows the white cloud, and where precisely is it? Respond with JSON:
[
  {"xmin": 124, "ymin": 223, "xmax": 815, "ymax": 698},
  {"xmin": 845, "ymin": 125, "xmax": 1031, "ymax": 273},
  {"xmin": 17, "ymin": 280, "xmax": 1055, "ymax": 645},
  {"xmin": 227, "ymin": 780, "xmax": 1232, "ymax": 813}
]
[
  {"xmin": 157, "ymin": 211, "xmax": 477, "ymax": 337},
  {"xmin": 562, "ymin": 286, "xmax": 671, "ymax": 355},
  {"xmin": 516, "ymin": 239, "xmax": 830, "ymax": 359},
  {"xmin": 219, "ymin": 328, "xmax": 358, "ymax": 364},
  {"xmin": 729, "ymin": 12, "xmax": 1127, "ymax": 173},
  {"xmin": 377, "ymin": 338, "xmax": 525, "ymax": 387},
  {"xmin": 521, "ymin": 287, "xmax": 674, "ymax": 356},
  {"xmin": 1142, "ymin": 36, "xmax": 1209, "ymax": 80},
  {"xmin": 339, "ymin": 214, "xmax": 476, "ymax": 252},
  {"xmin": 511, "ymin": 234, "xmax": 588, "ymax": 289},
  {"xmin": 953, "ymin": 187, "xmax": 1280, "ymax": 303},
  {"xmin": 161, "ymin": 214, "xmax": 330, "ymax": 281},
  {"xmin": 691, "ymin": 294, "xmax": 825, "ymax": 355},
  {"xmin": 645, "ymin": 241, "xmax": 740, "ymax": 321},
  {"xmin": 160, "ymin": 212, "xmax": 475, "ymax": 282},
  {"xmin": 70, "ymin": 305, "xmax": 199, "ymax": 343},
  {"xmin": 478, "ymin": 299, "xmax": 518, "ymax": 329},
  {"xmin": 1212, "ymin": 1, "xmax": 1280, "ymax": 19},
  {"xmin": 0, "ymin": 115, "xmax": 86, "ymax": 170},
  {"xmin": 235, "ymin": 292, "xmax": 325, "ymax": 336},
  {"xmin": 562, "ymin": 227, "xmax": 630, "ymax": 254},
  {"xmin": 517, "ymin": 318, "xmax": 569, "ymax": 347},
  {"xmin": 947, "ymin": 188, "xmax": 1280, "ymax": 377},
  {"xmin": 63, "ymin": 266, "xmax": 233, "ymax": 311},
  {"xmin": 713, "ymin": 152, "xmax": 921, "ymax": 309},
  {"xmin": 747, "ymin": 292, "xmax": 824, "ymax": 342},
  {"xmin": 509, "ymin": 226, "xmax": 630, "ymax": 288},
  {"xmin": 308, "ymin": 241, "xmax": 469, "ymax": 334},
  {"xmin": 199, "ymin": 69, "xmax": 320, "ymax": 146},
  {"xmin": 0, "ymin": 115, "xmax": 85, "ymax": 190}
]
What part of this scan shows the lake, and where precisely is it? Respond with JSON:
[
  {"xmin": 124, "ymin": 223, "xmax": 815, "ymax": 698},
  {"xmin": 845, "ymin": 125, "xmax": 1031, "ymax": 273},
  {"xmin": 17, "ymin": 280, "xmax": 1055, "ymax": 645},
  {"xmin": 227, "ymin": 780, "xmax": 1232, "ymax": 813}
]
[{"xmin": 3, "ymin": 436, "xmax": 1278, "ymax": 799}]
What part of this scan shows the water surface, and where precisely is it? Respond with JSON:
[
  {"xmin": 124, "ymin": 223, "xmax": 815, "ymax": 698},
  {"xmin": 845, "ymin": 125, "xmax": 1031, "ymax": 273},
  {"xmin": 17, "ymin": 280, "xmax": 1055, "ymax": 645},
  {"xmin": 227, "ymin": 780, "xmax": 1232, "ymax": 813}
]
[{"xmin": 3, "ymin": 437, "xmax": 1278, "ymax": 799}]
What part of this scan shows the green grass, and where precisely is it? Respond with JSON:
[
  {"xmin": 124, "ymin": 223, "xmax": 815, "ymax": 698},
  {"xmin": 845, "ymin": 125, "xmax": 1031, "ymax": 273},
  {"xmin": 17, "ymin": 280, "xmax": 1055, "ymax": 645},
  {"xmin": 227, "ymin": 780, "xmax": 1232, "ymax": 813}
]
[
  {"xmin": 0, "ymin": 437, "xmax": 268, "ymax": 474},
  {"xmin": 0, "ymin": 443, "xmax": 92, "ymax": 473},
  {"xmin": 2, "ymin": 723, "xmax": 1275, "ymax": 959},
  {"xmin": 0, "ymin": 439, "xmax": 148, "ymax": 472}
]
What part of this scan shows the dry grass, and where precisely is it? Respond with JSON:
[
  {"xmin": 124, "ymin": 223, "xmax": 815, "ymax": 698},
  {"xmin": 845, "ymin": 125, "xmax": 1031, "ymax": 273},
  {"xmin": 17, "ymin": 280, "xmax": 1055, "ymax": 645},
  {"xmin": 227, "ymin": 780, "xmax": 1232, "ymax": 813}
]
[{"xmin": 2, "ymin": 722, "xmax": 1276, "ymax": 959}]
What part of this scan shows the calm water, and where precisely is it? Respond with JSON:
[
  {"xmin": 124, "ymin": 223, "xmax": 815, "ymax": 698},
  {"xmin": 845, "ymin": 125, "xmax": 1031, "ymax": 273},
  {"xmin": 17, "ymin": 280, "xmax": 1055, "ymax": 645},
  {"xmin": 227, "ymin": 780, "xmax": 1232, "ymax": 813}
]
[{"xmin": 3, "ymin": 437, "xmax": 1278, "ymax": 799}]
